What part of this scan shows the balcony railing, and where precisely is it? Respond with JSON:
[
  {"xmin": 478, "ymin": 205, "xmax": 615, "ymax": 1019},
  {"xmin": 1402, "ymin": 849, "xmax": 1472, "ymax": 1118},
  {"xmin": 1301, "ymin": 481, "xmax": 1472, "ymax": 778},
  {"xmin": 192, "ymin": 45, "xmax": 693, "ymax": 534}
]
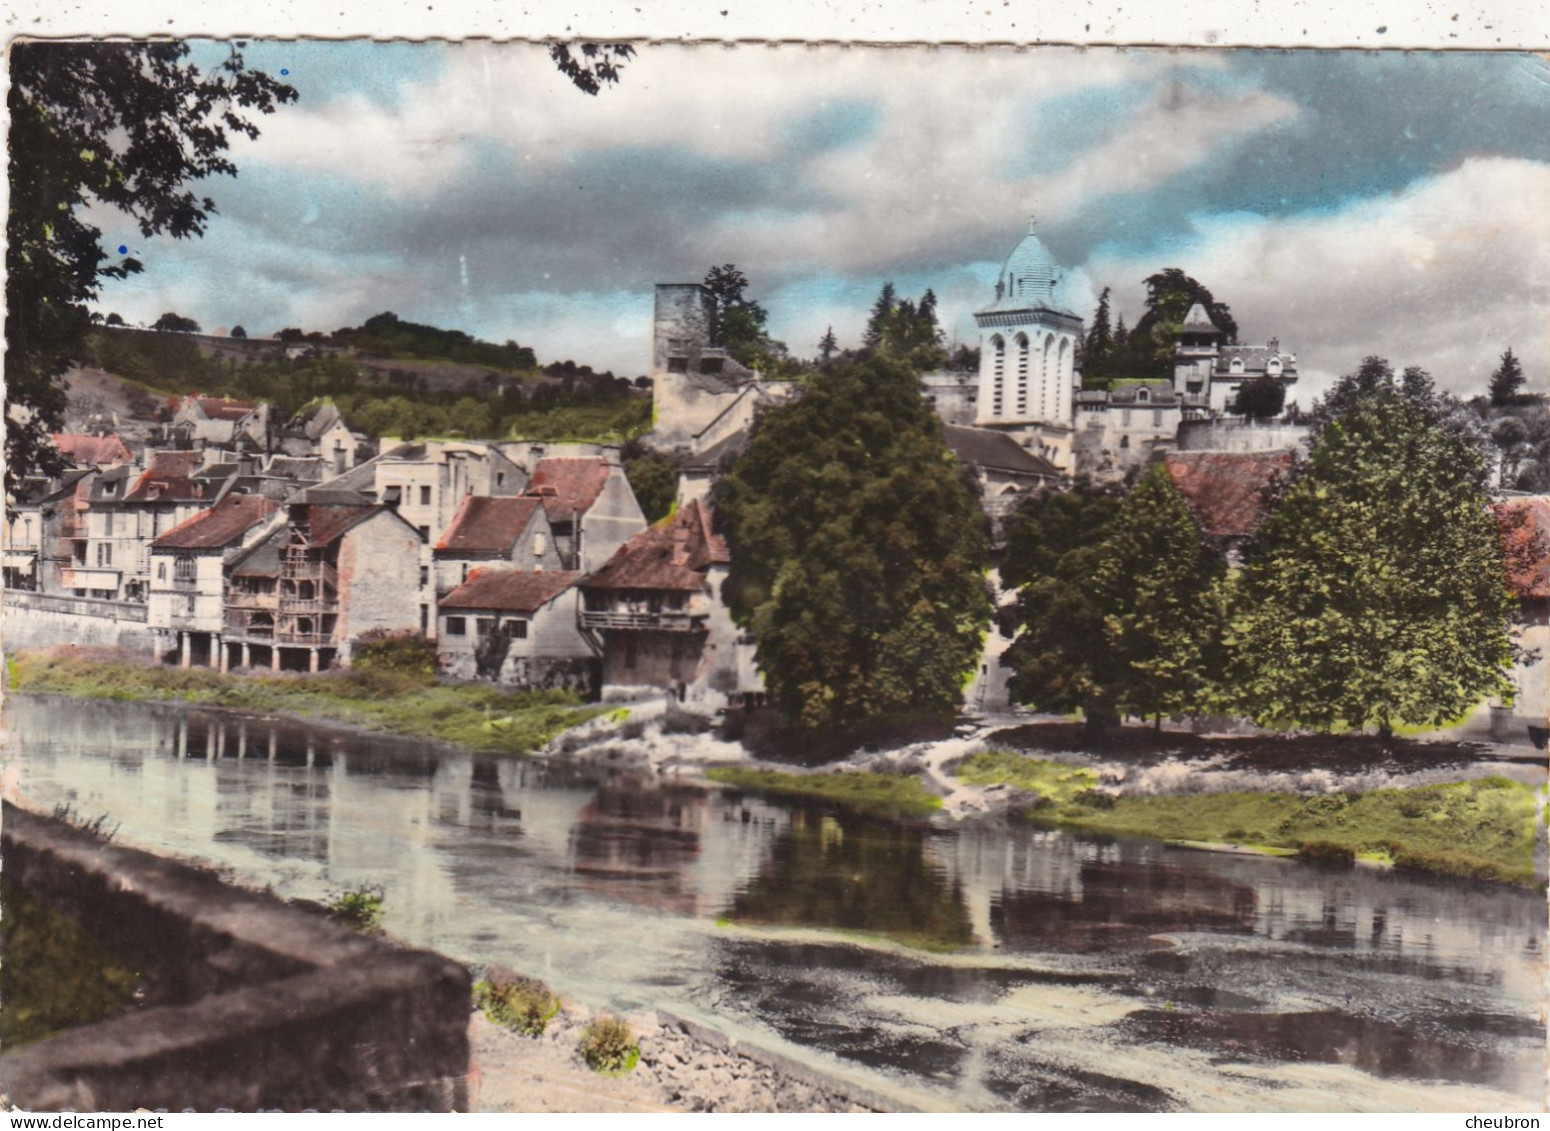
[
  {"xmin": 274, "ymin": 630, "xmax": 335, "ymax": 646},
  {"xmin": 580, "ymin": 609, "xmax": 705, "ymax": 632},
  {"xmin": 279, "ymin": 597, "xmax": 339, "ymax": 616}
]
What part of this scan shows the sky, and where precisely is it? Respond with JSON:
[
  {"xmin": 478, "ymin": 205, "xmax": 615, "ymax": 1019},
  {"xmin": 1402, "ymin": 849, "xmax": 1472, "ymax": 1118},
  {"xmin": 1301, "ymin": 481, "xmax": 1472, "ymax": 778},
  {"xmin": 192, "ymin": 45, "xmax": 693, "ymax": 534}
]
[{"xmin": 88, "ymin": 42, "xmax": 1550, "ymax": 402}]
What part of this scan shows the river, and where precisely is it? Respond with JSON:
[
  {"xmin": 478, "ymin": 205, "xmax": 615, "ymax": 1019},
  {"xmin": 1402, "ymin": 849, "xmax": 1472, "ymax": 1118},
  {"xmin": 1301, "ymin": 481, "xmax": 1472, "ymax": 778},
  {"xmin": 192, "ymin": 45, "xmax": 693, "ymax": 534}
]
[{"xmin": 4, "ymin": 695, "xmax": 1545, "ymax": 1112}]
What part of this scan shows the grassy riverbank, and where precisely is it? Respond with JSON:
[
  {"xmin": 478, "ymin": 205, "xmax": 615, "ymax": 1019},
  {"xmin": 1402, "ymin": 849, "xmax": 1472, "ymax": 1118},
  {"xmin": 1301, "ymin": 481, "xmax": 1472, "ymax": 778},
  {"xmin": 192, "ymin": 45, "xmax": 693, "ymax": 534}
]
[
  {"xmin": 954, "ymin": 751, "xmax": 1543, "ymax": 886},
  {"xmin": 705, "ymin": 767, "xmax": 943, "ymax": 817},
  {"xmin": 10, "ymin": 651, "xmax": 607, "ymax": 755}
]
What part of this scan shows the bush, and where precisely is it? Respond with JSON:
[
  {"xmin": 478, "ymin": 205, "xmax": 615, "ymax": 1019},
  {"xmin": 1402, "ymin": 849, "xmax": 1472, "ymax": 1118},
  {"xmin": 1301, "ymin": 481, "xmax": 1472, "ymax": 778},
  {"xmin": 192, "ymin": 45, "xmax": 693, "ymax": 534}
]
[
  {"xmin": 1297, "ymin": 840, "xmax": 1356, "ymax": 867},
  {"xmin": 327, "ymin": 884, "xmax": 385, "ymax": 933},
  {"xmin": 579, "ymin": 1015, "xmax": 639, "ymax": 1075},
  {"xmin": 353, "ymin": 631, "xmax": 438, "ymax": 683},
  {"xmin": 474, "ymin": 978, "xmax": 561, "ymax": 1036}
]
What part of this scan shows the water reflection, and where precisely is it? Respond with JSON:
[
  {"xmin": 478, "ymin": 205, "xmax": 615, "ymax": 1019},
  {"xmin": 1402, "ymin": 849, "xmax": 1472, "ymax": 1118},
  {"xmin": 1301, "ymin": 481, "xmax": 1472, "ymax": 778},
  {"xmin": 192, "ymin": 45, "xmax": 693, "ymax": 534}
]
[
  {"xmin": 6, "ymin": 694, "xmax": 1545, "ymax": 1112},
  {"xmin": 729, "ymin": 806, "xmax": 973, "ymax": 951}
]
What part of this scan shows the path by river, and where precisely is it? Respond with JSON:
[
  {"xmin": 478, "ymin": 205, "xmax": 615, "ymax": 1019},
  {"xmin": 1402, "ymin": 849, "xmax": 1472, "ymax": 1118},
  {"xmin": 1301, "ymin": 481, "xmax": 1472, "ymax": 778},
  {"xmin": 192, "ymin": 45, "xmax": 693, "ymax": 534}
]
[{"xmin": 4, "ymin": 695, "xmax": 1544, "ymax": 1112}]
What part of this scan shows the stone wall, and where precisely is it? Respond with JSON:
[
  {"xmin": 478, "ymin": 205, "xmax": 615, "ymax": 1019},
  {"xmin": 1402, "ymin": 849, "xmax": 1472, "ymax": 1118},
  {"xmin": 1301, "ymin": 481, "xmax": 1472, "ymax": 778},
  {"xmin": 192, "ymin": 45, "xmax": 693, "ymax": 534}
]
[
  {"xmin": 3, "ymin": 589, "xmax": 158, "ymax": 656},
  {"xmin": 0, "ymin": 802, "xmax": 470, "ymax": 1111},
  {"xmin": 1175, "ymin": 419, "xmax": 1310, "ymax": 454}
]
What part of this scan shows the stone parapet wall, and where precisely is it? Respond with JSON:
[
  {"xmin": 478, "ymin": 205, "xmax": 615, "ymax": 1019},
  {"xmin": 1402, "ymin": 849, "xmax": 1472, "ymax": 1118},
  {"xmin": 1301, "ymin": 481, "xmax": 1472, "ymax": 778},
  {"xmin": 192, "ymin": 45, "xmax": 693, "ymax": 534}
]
[
  {"xmin": 3, "ymin": 589, "xmax": 158, "ymax": 655},
  {"xmin": 1, "ymin": 803, "xmax": 471, "ymax": 1112}
]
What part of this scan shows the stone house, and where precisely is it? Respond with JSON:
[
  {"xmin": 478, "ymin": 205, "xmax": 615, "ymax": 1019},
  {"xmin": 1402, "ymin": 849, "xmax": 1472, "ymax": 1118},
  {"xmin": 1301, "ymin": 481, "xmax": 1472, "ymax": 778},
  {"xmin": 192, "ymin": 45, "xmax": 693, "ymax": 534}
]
[
  {"xmin": 579, "ymin": 500, "xmax": 758, "ymax": 707},
  {"xmin": 1172, "ymin": 304, "xmax": 1300, "ymax": 415},
  {"xmin": 165, "ymin": 396, "xmax": 274, "ymax": 451},
  {"xmin": 221, "ymin": 503, "xmax": 423, "ymax": 672},
  {"xmin": 1073, "ymin": 380, "xmax": 1186, "ymax": 480},
  {"xmin": 523, "ymin": 456, "xmax": 648, "ymax": 573},
  {"xmin": 942, "ymin": 424, "xmax": 1062, "ymax": 543},
  {"xmin": 147, "ymin": 494, "xmax": 283, "ymax": 668},
  {"xmin": 51, "ymin": 432, "xmax": 132, "ymax": 467},
  {"xmin": 435, "ymin": 568, "xmax": 594, "ymax": 690},
  {"xmin": 3, "ymin": 469, "xmax": 95, "ymax": 593},
  {"xmin": 431, "ymin": 495, "xmax": 562, "ymax": 598}
]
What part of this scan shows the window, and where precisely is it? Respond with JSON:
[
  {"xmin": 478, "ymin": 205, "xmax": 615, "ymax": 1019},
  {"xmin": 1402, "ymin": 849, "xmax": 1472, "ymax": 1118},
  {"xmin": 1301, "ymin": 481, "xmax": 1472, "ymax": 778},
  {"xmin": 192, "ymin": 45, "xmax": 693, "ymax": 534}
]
[
  {"xmin": 96, "ymin": 542, "xmax": 112, "ymax": 567},
  {"xmin": 533, "ymin": 532, "xmax": 547, "ymax": 558},
  {"xmin": 418, "ymin": 525, "xmax": 430, "ymax": 541},
  {"xmin": 475, "ymin": 617, "xmax": 496, "ymax": 637},
  {"xmin": 461, "ymin": 563, "xmax": 470, "ymax": 582},
  {"xmin": 668, "ymin": 356, "xmax": 689, "ymax": 374},
  {"xmin": 419, "ymin": 485, "xmax": 431, "ymax": 506},
  {"xmin": 157, "ymin": 563, "xmax": 167, "ymax": 581},
  {"xmin": 445, "ymin": 616, "xmax": 467, "ymax": 636},
  {"xmin": 699, "ymin": 358, "xmax": 723, "ymax": 375},
  {"xmin": 103, "ymin": 511, "xmax": 115, "ymax": 537},
  {"xmin": 175, "ymin": 554, "xmax": 196, "ymax": 580},
  {"xmin": 420, "ymin": 604, "xmax": 429, "ymax": 632},
  {"xmin": 504, "ymin": 619, "xmax": 529, "ymax": 639},
  {"xmin": 496, "ymin": 472, "xmax": 506, "ymax": 487},
  {"xmin": 419, "ymin": 566, "xmax": 429, "ymax": 588}
]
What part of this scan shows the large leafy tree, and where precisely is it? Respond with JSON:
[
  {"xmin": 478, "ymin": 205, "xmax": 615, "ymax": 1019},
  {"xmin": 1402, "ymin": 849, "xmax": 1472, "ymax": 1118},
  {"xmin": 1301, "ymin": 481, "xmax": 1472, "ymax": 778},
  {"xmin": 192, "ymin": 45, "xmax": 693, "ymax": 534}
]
[
  {"xmin": 1110, "ymin": 268, "xmax": 1237, "ymax": 380},
  {"xmin": 7, "ymin": 40, "xmax": 297, "ymax": 496},
  {"xmin": 1004, "ymin": 467, "xmax": 1220, "ymax": 733},
  {"xmin": 1228, "ymin": 366, "xmax": 1516, "ymax": 740},
  {"xmin": 715, "ymin": 354, "xmax": 992, "ymax": 730},
  {"xmin": 1230, "ymin": 374, "xmax": 1287, "ymax": 419},
  {"xmin": 701, "ymin": 263, "xmax": 796, "ymax": 375}
]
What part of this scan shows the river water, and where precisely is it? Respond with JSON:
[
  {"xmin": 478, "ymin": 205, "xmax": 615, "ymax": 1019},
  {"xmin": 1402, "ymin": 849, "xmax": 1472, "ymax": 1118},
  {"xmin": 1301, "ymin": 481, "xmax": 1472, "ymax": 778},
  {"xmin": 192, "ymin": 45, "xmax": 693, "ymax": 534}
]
[{"xmin": 5, "ymin": 695, "xmax": 1545, "ymax": 1112}]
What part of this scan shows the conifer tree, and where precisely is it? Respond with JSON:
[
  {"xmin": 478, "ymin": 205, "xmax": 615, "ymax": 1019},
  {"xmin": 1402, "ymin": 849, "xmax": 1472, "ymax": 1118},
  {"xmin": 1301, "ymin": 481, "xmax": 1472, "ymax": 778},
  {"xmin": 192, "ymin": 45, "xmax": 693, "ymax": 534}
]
[
  {"xmin": 862, "ymin": 282, "xmax": 897, "ymax": 351},
  {"xmin": 1489, "ymin": 347, "xmax": 1525, "ymax": 406},
  {"xmin": 817, "ymin": 325, "xmax": 838, "ymax": 366},
  {"xmin": 1083, "ymin": 287, "xmax": 1114, "ymax": 383}
]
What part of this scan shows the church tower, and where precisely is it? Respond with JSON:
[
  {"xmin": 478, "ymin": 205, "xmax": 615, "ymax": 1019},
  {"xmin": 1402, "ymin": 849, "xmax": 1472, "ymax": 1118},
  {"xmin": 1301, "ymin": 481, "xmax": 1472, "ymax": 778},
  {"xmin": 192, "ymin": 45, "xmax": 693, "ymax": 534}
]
[{"xmin": 972, "ymin": 220, "xmax": 1084, "ymax": 470}]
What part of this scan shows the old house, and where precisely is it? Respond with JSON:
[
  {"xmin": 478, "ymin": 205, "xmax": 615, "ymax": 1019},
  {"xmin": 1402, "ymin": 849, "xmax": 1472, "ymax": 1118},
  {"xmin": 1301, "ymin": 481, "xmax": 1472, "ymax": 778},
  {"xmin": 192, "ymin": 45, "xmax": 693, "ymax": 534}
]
[
  {"xmin": 51, "ymin": 432, "xmax": 133, "ymax": 467},
  {"xmin": 1162, "ymin": 450, "xmax": 1295, "ymax": 564},
  {"xmin": 147, "ymin": 494, "xmax": 282, "ymax": 669},
  {"xmin": 3, "ymin": 469, "xmax": 95, "ymax": 593},
  {"xmin": 262, "ymin": 503, "xmax": 424, "ymax": 672},
  {"xmin": 432, "ymin": 495, "xmax": 562, "ymax": 597},
  {"xmin": 436, "ymin": 568, "xmax": 593, "ymax": 690},
  {"xmin": 1073, "ymin": 380, "xmax": 1186, "ymax": 479},
  {"xmin": 524, "ymin": 456, "xmax": 648, "ymax": 573},
  {"xmin": 1172, "ymin": 304, "xmax": 1300, "ymax": 415},
  {"xmin": 579, "ymin": 500, "xmax": 757, "ymax": 706},
  {"xmin": 942, "ymin": 424, "xmax": 1062, "ymax": 543},
  {"xmin": 224, "ymin": 526, "xmax": 286, "ymax": 671},
  {"xmin": 165, "ymin": 396, "xmax": 274, "ymax": 452}
]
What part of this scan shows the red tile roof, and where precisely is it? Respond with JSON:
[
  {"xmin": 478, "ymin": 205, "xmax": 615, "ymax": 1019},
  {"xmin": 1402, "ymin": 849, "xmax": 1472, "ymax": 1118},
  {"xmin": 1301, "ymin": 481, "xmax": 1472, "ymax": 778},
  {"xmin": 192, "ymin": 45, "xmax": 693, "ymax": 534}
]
[
  {"xmin": 52, "ymin": 433, "xmax": 131, "ymax": 466},
  {"xmin": 439, "ymin": 568, "xmax": 582, "ymax": 612},
  {"xmin": 152, "ymin": 494, "xmax": 278, "ymax": 550},
  {"xmin": 125, "ymin": 451, "xmax": 210, "ymax": 502},
  {"xmin": 1497, "ymin": 497, "xmax": 1550, "ymax": 600},
  {"xmin": 197, "ymin": 397, "xmax": 256, "ymax": 421},
  {"xmin": 582, "ymin": 500, "xmax": 727, "ymax": 592},
  {"xmin": 525, "ymin": 458, "xmax": 611, "ymax": 521},
  {"xmin": 435, "ymin": 495, "xmax": 544, "ymax": 554},
  {"xmin": 298, "ymin": 505, "xmax": 382, "ymax": 546},
  {"xmin": 1163, "ymin": 451, "xmax": 1294, "ymax": 540}
]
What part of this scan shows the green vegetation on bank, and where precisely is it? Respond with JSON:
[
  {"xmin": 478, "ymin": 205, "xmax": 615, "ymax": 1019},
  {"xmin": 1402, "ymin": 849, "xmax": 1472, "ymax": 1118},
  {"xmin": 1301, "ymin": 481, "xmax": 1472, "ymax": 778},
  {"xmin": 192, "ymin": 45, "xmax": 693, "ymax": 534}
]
[
  {"xmin": 955, "ymin": 751, "xmax": 1541, "ymax": 886},
  {"xmin": 475, "ymin": 977, "xmax": 561, "ymax": 1037},
  {"xmin": 706, "ymin": 766, "xmax": 943, "ymax": 818},
  {"xmin": 0, "ymin": 879, "xmax": 143, "ymax": 1048},
  {"xmin": 11, "ymin": 651, "xmax": 606, "ymax": 755}
]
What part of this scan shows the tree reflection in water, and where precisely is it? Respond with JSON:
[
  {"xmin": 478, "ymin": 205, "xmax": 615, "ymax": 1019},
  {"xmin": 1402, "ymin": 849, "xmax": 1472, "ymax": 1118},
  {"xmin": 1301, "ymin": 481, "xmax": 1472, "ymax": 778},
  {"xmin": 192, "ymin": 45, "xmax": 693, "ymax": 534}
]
[{"xmin": 729, "ymin": 805, "xmax": 972, "ymax": 951}]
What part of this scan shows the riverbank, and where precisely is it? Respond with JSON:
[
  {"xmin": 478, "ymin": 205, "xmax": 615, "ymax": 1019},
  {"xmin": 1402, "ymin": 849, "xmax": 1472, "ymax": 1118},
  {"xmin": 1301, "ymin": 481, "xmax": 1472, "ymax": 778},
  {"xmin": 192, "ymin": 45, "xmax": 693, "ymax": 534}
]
[{"xmin": 8, "ymin": 650, "xmax": 607, "ymax": 756}]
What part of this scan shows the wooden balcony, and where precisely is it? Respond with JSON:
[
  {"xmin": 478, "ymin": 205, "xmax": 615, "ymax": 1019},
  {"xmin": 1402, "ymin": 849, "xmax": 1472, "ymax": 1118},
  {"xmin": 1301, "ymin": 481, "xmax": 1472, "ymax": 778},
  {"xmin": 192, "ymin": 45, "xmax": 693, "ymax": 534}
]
[{"xmin": 580, "ymin": 609, "xmax": 705, "ymax": 632}]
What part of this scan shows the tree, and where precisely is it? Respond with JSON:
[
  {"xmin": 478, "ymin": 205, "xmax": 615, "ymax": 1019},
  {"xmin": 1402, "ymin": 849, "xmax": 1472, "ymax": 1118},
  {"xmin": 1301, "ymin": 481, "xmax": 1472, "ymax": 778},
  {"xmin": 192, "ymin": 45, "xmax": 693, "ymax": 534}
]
[
  {"xmin": 1227, "ymin": 376, "xmax": 1515, "ymax": 741},
  {"xmin": 817, "ymin": 325, "xmax": 838, "ymax": 367},
  {"xmin": 623, "ymin": 454, "xmax": 679, "ymax": 524},
  {"xmin": 1109, "ymin": 268, "xmax": 1236, "ymax": 380},
  {"xmin": 862, "ymin": 282, "xmax": 897, "ymax": 352},
  {"xmin": 547, "ymin": 43, "xmax": 635, "ymax": 95},
  {"xmin": 1082, "ymin": 287, "xmax": 1115, "ymax": 385},
  {"xmin": 859, "ymin": 281, "xmax": 948, "ymax": 369},
  {"xmin": 1489, "ymin": 347, "xmax": 1526, "ymax": 407},
  {"xmin": 7, "ymin": 41, "xmax": 296, "ymax": 497},
  {"xmin": 103, "ymin": 312, "xmax": 124, "ymax": 327},
  {"xmin": 1230, "ymin": 375, "xmax": 1287, "ymax": 420},
  {"xmin": 1003, "ymin": 469, "xmax": 1220, "ymax": 734},
  {"xmin": 701, "ymin": 263, "xmax": 793, "ymax": 373},
  {"xmin": 152, "ymin": 312, "xmax": 201, "ymax": 334},
  {"xmin": 715, "ymin": 354, "xmax": 992, "ymax": 730},
  {"xmin": 229, "ymin": 325, "xmax": 248, "ymax": 339}
]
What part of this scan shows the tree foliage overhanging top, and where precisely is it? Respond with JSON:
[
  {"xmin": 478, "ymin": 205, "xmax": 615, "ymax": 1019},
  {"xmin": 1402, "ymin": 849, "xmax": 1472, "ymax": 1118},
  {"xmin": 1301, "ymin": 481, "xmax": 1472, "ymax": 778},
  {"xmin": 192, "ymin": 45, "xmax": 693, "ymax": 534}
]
[
  {"xmin": 1230, "ymin": 372, "xmax": 1515, "ymax": 733},
  {"xmin": 714, "ymin": 354, "xmax": 992, "ymax": 730},
  {"xmin": 6, "ymin": 40, "xmax": 297, "ymax": 495}
]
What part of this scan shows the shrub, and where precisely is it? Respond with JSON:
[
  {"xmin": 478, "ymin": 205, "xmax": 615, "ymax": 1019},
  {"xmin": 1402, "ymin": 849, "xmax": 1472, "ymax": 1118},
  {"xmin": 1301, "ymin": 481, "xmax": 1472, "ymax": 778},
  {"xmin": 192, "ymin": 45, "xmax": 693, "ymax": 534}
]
[
  {"xmin": 1297, "ymin": 840, "xmax": 1356, "ymax": 867},
  {"xmin": 327, "ymin": 884, "xmax": 385, "ymax": 933},
  {"xmin": 353, "ymin": 631, "xmax": 438, "ymax": 683},
  {"xmin": 474, "ymin": 978, "xmax": 561, "ymax": 1037},
  {"xmin": 579, "ymin": 1015, "xmax": 639, "ymax": 1075}
]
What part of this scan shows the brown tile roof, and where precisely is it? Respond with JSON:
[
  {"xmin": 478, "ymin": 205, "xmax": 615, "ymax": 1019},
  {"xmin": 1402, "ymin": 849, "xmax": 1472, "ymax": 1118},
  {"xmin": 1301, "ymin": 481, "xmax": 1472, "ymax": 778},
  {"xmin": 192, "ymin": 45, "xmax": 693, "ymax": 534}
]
[
  {"xmin": 943, "ymin": 425, "xmax": 1062, "ymax": 476},
  {"xmin": 152, "ymin": 494, "xmax": 278, "ymax": 550},
  {"xmin": 582, "ymin": 500, "xmax": 727, "ymax": 592},
  {"xmin": 525, "ymin": 458, "xmax": 611, "ymax": 521},
  {"xmin": 1163, "ymin": 451, "xmax": 1294, "ymax": 539},
  {"xmin": 1497, "ymin": 496, "xmax": 1550, "ymax": 600},
  {"xmin": 125, "ymin": 451, "xmax": 212, "ymax": 502},
  {"xmin": 298, "ymin": 505, "xmax": 382, "ymax": 546},
  {"xmin": 52, "ymin": 433, "xmax": 131, "ymax": 466},
  {"xmin": 197, "ymin": 397, "xmax": 256, "ymax": 421},
  {"xmin": 435, "ymin": 495, "xmax": 544, "ymax": 554},
  {"xmin": 439, "ymin": 568, "xmax": 582, "ymax": 612}
]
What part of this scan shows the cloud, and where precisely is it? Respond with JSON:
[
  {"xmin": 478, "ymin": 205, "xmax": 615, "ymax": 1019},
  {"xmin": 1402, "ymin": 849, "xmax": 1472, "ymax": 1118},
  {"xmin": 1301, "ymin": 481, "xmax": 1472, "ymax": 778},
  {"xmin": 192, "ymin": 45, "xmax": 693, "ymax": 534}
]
[{"xmin": 1081, "ymin": 157, "xmax": 1550, "ymax": 402}]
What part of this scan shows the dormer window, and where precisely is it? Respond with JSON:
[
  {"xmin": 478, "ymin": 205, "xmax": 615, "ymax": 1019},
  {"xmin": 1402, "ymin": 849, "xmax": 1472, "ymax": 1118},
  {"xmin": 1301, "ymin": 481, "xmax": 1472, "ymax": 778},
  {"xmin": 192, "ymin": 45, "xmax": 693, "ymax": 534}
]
[{"xmin": 1137, "ymin": 388, "xmax": 1150, "ymax": 404}]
